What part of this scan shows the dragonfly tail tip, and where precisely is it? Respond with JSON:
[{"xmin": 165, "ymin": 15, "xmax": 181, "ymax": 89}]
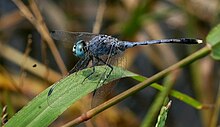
[{"xmin": 196, "ymin": 39, "xmax": 203, "ymax": 44}]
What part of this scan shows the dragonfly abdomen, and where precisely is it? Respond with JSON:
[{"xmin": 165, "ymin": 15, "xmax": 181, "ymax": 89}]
[{"xmin": 119, "ymin": 38, "xmax": 202, "ymax": 50}]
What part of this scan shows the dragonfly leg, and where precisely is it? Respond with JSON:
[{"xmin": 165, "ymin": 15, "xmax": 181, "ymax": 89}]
[
  {"xmin": 94, "ymin": 45, "xmax": 115, "ymax": 84},
  {"xmin": 69, "ymin": 55, "xmax": 91, "ymax": 75},
  {"xmin": 102, "ymin": 60, "xmax": 113, "ymax": 84},
  {"xmin": 91, "ymin": 52, "xmax": 114, "ymax": 106},
  {"xmin": 69, "ymin": 59, "xmax": 83, "ymax": 74},
  {"xmin": 101, "ymin": 44, "xmax": 115, "ymax": 83},
  {"xmin": 89, "ymin": 45, "xmax": 115, "ymax": 107},
  {"xmin": 78, "ymin": 56, "xmax": 91, "ymax": 71},
  {"xmin": 82, "ymin": 57, "xmax": 99, "ymax": 83}
]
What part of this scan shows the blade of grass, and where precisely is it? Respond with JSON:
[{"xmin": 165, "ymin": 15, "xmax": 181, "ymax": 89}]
[
  {"xmin": 4, "ymin": 66, "xmax": 136, "ymax": 127},
  {"xmin": 209, "ymin": 81, "xmax": 220, "ymax": 127},
  {"xmin": 206, "ymin": 23, "xmax": 220, "ymax": 60},
  {"xmin": 141, "ymin": 71, "xmax": 177, "ymax": 127},
  {"xmin": 155, "ymin": 101, "xmax": 172, "ymax": 127}
]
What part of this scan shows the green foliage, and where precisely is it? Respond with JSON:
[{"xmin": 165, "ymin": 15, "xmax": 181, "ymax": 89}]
[
  {"xmin": 206, "ymin": 23, "xmax": 220, "ymax": 60},
  {"xmin": 121, "ymin": 0, "xmax": 155, "ymax": 37},
  {"xmin": 155, "ymin": 101, "xmax": 172, "ymax": 127}
]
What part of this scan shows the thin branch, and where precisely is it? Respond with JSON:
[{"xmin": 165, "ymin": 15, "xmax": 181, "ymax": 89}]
[
  {"xmin": 0, "ymin": 10, "xmax": 24, "ymax": 30},
  {"xmin": 29, "ymin": 0, "xmax": 44, "ymax": 22},
  {"xmin": 11, "ymin": 0, "xmax": 68, "ymax": 75},
  {"xmin": 209, "ymin": 78, "xmax": 220, "ymax": 127},
  {"xmin": 0, "ymin": 43, "xmax": 61, "ymax": 83},
  {"xmin": 18, "ymin": 34, "xmax": 32, "ymax": 94},
  {"xmin": 92, "ymin": 0, "xmax": 106, "ymax": 34}
]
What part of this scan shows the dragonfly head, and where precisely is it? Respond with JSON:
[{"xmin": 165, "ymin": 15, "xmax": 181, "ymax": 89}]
[{"xmin": 73, "ymin": 40, "xmax": 86, "ymax": 58}]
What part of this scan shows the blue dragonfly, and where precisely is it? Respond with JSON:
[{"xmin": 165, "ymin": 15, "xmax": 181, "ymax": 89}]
[{"xmin": 48, "ymin": 30, "xmax": 202, "ymax": 105}]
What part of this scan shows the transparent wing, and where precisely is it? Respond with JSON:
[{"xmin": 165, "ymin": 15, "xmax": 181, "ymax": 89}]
[
  {"xmin": 91, "ymin": 53, "xmax": 127, "ymax": 108},
  {"xmin": 50, "ymin": 30, "xmax": 98, "ymax": 44},
  {"xmin": 91, "ymin": 80, "xmax": 118, "ymax": 108}
]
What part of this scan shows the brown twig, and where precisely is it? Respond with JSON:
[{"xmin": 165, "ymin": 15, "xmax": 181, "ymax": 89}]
[
  {"xmin": 92, "ymin": 0, "xmax": 106, "ymax": 34},
  {"xmin": 170, "ymin": 0, "xmax": 216, "ymax": 23},
  {"xmin": 1, "ymin": 105, "xmax": 8, "ymax": 126},
  {"xmin": 143, "ymin": 20, "xmax": 178, "ymax": 69},
  {"xmin": 19, "ymin": 34, "xmax": 32, "ymax": 88},
  {"xmin": 11, "ymin": 0, "xmax": 68, "ymax": 75},
  {"xmin": 0, "ymin": 43, "xmax": 61, "ymax": 83},
  {"xmin": 0, "ymin": 10, "xmax": 25, "ymax": 30},
  {"xmin": 29, "ymin": 0, "xmax": 44, "ymax": 22}
]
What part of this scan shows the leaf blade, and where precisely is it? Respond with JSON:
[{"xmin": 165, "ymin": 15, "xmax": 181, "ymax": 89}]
[
  {"xmin": 206, "ymin": 23, "xmax": 220, "ymax": 60},
  {"xmin": 5, "ymin": 66, "xmax": 137, "ymax": 127}
]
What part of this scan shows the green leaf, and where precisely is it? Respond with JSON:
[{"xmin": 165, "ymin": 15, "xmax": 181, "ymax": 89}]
[
  {"xmin": 5, "ymin": 66, "xmax": 136, "ymax": 127},
  {"xmin": 206, "ymin": 23, "xmax": 220, "ymax": 60},
  {"xmin": 210, "ymin": 44, "xmax": 220, "ymax": 60},
  {"xmin": 206, "ymin": 23, "xmax": 220, "ymax": 46},
  {"xmin": 155, "ymin": 101, "xmax": 172, "ymax": 127}
]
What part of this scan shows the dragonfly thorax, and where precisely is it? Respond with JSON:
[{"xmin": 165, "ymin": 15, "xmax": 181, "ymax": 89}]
[
  {"xmin": 87, "ymin": 35, "xmax": 122, "ymax": 56},
  {"xmin": 73, "ymin": 40, "xmax": 87, "ymax": 58}
]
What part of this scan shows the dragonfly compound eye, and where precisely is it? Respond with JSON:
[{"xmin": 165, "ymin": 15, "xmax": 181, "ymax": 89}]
[{"xmin": 75, "ymin": 40, "xmax": 86, "ymax": 58}]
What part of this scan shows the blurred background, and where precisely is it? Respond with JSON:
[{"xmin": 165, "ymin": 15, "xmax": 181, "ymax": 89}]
[{"xmin": 0, "ymin": 0, "xmax": 220, "ymax": 127}]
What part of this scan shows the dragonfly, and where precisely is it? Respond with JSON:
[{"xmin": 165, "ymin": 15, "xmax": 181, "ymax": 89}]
[{"xmin": 48, "ymin": 30, "xmax": 202, "ymax": 105}]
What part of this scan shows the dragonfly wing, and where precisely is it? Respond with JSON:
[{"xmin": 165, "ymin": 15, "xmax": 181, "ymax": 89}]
[
  {"xmin": 69, "ymin": 55, "xmax": 91, "ymax": 74},
  {"xmin": 91, "ymin": 80, "xmax": 117, "ymax": 108},
  {"xmin": 50, "ymin": 30, "xmax": 98, "ymax": 43},
  {"xmin": 91, "ymin": 53, "xmax": 125, "ymax": 107}
]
